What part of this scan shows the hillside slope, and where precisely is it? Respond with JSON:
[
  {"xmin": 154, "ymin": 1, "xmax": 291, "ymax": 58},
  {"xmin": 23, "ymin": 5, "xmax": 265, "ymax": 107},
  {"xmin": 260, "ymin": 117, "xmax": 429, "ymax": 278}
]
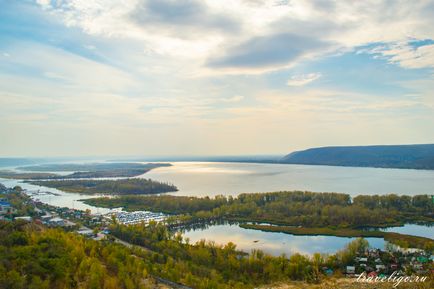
[{"xmin": 281, "ymin": 144, "xmax": 434, "ymax": 170}]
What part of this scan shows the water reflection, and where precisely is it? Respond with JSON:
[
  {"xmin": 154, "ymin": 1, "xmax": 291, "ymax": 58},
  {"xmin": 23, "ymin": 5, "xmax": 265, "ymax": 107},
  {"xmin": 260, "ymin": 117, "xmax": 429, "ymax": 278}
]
[
  {"xmin": 380, "ymin": 224, "xmax": 434, "ymax": 239},
  {"xmin": 181, "ymin": 222, "xmax": 385, "ymax": 256},
  {"xmin": 146, "ymin": 162, "xmax": 434, "ymax": 197},
  {"xmin": 0, "ymin": 178, "xmax": 112, "ymax": 214}
]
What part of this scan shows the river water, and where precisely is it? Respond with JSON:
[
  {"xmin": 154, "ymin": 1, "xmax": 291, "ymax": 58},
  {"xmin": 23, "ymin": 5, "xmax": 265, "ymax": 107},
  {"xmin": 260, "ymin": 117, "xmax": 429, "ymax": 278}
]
[
  {"xmin": 145, "ymin": 162, "xmax": 434, "ymax": 197},
  {"xmin": 1, "ymin": 161, "xmax": 432, "ymax": 254},
  {"xmin": 182, "ymin": 223, "xmax": 433, "ymax": 256}
]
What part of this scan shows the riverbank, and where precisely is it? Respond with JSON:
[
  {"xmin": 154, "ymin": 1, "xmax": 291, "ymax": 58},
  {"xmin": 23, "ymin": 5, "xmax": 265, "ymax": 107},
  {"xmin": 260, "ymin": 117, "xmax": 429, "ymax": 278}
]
[
  {"xmin": 82, "ymin": 192, "xmax": 433, "ymax": 232},
  {"xmin": 240, "ymin": 224, "xmax": 434, "ymax": 250}
]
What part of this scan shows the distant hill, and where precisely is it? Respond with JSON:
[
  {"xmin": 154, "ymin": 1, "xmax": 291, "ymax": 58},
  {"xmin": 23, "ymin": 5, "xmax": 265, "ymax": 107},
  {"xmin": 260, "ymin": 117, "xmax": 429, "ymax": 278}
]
[{"xmin": 281, "ymin": 144, "xmax": 434, "ymax": 170}]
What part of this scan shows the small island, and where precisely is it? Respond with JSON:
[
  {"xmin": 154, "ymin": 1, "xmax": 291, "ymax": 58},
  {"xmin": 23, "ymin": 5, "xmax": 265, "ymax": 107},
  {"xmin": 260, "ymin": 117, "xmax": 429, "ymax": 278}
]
[
  {"xmin": 28, "ymin": 178, "xmax": 178, "ymax": 195},
  {"xmin": 0, "ymin": 162, "xmax": 171, "ymax": 179}
]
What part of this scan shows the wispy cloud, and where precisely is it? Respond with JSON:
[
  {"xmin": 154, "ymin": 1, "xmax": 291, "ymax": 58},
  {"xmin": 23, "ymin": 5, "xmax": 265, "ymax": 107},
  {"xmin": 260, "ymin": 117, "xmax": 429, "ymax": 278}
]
[
  {"xmin": 372, "ymin": 42, "xmax": 434, "ymax": 69},
  {"xmin": 0, "ymin": 0, "xmax": 434, "ymax": 156},
  {"xmin": 34, "ymin": 0, "xmax": 434, "ymax": 74},
  {"xmin": 287, "ymin": 73, "xmax": 322, "ymax": 86}
]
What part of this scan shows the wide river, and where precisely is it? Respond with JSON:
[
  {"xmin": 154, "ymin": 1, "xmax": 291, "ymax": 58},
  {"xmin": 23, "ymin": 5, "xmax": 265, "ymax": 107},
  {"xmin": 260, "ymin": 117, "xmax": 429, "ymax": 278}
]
[
  {"xmin": 145, "ymin": 162, "xmax": 434, "ymax": 197},
  {"xmin": 1, "ymin": 161, "xmax": 432, "ymax": 255},
  {"xmin": 2, "ymin": 161, "xmax": 434, "ymax": 212}
]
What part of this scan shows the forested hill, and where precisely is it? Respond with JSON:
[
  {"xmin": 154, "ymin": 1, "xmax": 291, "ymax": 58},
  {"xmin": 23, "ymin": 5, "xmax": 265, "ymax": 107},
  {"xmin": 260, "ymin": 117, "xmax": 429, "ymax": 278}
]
[{"xmin": 280, "ymin": 144, "xmax": 434, "ymax": 170}]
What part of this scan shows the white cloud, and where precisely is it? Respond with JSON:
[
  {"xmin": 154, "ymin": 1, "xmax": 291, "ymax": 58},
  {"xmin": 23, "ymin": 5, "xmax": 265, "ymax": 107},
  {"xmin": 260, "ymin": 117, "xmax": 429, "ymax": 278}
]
[
  {"xmin": 34, "ymin": 0, "xmax": 434, "ymax": 74},
  {"xmin": 35, "ymin": 0, "xmax": 50, "ymax": 6},
  {"xmin": 2, "ymin": 1, "xmax": 434, "ymax": 156},
  {"xmin": 5, "ymin": 41, "xmax": 135, "ymax": 91},
  {"xmin": 372, "ymin": 43, "xmax": 434, "ymax": 69},
  {"xmin": 287, "ymin": 73, "xmax": 322, "ymax": 86}
]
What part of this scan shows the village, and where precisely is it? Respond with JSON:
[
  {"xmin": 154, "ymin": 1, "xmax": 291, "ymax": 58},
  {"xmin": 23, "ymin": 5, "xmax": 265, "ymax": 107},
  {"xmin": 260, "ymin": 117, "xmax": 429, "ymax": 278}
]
[
  {"xmin": 1, "ymin": 183, "xmax": 433, "ymax": 280},
  {"xmin": 343, "ymin": 247, "xmax": 432, "ymax": 278},
  {"xmin": 0, "ymin": 184, "xmax": 167, "ymax": 239}
]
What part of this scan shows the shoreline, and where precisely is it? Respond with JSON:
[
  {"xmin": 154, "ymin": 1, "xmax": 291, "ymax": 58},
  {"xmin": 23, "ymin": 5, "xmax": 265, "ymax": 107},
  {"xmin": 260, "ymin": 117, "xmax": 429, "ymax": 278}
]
[{"xmin": 239, "ymin": 224, "xmax": 434, "ymax": 250}]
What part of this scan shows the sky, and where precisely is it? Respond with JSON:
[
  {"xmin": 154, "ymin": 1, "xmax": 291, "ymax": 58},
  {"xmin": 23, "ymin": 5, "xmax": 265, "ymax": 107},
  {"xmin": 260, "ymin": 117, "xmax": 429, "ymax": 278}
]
[{"xmin": 1, "ymin": 0, "xmax": 434, "ymax": 157}]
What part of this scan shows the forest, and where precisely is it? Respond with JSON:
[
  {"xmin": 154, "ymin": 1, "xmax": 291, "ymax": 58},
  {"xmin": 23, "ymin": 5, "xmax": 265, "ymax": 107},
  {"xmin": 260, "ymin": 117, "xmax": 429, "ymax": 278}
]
[
  {"xmin": 0, "ymin": 219, "xmax": 381, "ymax": 289},
  {"xmin": 108, "ymin": 221, "xmax": 375, "ymax": 288},
  {"xmin": 280, "ymin": 144, "xmax": 434, "ymax": 170},
  {"xmin": 0, "ymin": 221, "xmax": 155, "ymax": 289},
  {"xmin": 84, "ymin": 191, "xmax": 433, "ymax": 250},
  {"xmin": 0, "ymin": 188, "xmax": 432, "ymax": 288},
  {"xmin": 84, "ymin": 191, "xmax": 433, "ymax": 227},
  {"xmin": 29, "ymin": 178, "xmax": 178, "ymax": 195}
]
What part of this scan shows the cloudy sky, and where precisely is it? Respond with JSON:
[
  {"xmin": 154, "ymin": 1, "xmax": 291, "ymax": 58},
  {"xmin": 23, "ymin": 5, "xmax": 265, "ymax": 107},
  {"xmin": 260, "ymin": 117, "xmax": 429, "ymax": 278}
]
[{"xmin": 1, "ymin": 0, "xmax": 434, "ymax": 157}]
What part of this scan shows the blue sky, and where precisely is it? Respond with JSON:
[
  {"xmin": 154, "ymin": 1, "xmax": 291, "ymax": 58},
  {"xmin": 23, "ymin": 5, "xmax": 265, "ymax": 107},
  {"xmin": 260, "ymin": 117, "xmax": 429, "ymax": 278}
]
[{"xmin": 1, "ymin": 0, "xmax": 434, "ymax": 157}]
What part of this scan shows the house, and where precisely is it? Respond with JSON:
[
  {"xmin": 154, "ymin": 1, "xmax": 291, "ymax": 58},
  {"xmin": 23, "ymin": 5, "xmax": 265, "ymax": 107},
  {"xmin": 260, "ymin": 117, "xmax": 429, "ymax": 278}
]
[
  {"xmin": 322, "ymin": 267, "xmax": 334, "ymax": 276},
  {"xmin": 0, "ymin": 201, "xmax": 15, "ymax": 215},
  {"xmin": 346, "ymin": 266, "xmax": 355, "ymax": 274},
  {"xmin": 34, "ymin": 207, "xmax": 43, "ymax": 214},
  {"xmin": 41, "ymin": 214, "xmax": 53, "ymax": 221},
  {"xmin": 47, "ymin": 217, "xmax": 75, "ymax": 227},
  {"xmin": 375, "ymin": 264, "xmax": 386, "ymax": 271},
  {"xmin": 93, "ymin": 233, "xmax": 106, "ymax": 241},
  {"xmin": 15, "ymin": 216, "xmax": 32, "ymax": 222},
  {"xmin": 77, "ymin": 228, "xmax": 95, "ymax": 237},
  {"xmin": 48, "ymin": 217, "xmax": 65, "ymax": 226},
  {"xmin": 417, "ymin": 256, "xmax": 429, "ymax": 263},
  {"xmin": 369, "ymin": 249, "xmax": 380, "ymax": 258},
  {"xmin": 359, "ymin": 257, "xmax": 368, "ymax": 263}
]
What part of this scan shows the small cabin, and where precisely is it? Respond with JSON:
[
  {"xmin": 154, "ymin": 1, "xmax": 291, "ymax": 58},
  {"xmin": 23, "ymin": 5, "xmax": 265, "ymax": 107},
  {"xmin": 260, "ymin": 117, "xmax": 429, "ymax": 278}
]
[{"xmin": 346, "ymin": 266, "xmax": 355, "ymax": 274}]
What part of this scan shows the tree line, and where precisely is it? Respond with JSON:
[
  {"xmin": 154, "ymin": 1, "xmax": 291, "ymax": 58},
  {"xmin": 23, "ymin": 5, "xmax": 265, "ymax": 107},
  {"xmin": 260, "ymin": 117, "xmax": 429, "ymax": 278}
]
[
  {"xmin": 29, "ymin": 178, "xmax": 178, "ymax": 195},
  {"xmin": 85, "ymin": 191, "xmax": 433, "ymax": 228}
]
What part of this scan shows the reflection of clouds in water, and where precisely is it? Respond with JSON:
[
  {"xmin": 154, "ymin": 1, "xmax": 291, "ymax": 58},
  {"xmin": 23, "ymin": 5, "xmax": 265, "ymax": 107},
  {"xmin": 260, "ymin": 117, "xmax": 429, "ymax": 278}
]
[
  {"xmin": 145, "ymin": 161, "xmax": 434, "ymax": 197},
  {"xmin": 381, "ymin": 224, "xmax": 434, "ymax": 239},
  {"xmin": 183, "ymin": 224, "xmax": 383, "ymax": 256},
  {"xmin": 152, "ymin": 162, "xmax": 251, "ymax": 175}
]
